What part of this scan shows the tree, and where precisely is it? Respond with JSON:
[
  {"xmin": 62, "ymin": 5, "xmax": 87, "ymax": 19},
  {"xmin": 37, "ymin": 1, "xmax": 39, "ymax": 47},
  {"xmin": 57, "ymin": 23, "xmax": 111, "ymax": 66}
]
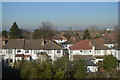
[
  {"xmin": 40, "ymin": 61, "xmax": 52, "ymax": 78},
  {"xmin": 9, "ymin": 22, "xmax": 23, "ymax": 39},
  {"xmin": 53, "ymin": 55, "xmax": 70, "ymax": 78},
  {"xmin": 101, "ymin": 55, "xmax": 117, "ymax": 72},
  {"xmin": 73, "ymin": 59, "xmax": 87, "ymax": 78},
  {"xmin": 2, "ymin": 30, "xmax": 8, "ymax": 38},
  {"xmin": 20, "ymin": 61, "xmax": 39, "ymax": 78},
  {"xmin": 32, "ymin": 29, "xmax": 40, "ymax": 39},
  {"xmin": 53, "ymin": 70, "xmax": 65, "ymax": 78},
  {"xmin": 32, "ymin": 21, "xmax": 55, "ymax": 39},
  {"xmin": 82, "ymin": 29, "xmax": 91, "ymax": 40},
  {"xmin": 21, "ymin": 29, "xmax": 31, "ymax": 39}
]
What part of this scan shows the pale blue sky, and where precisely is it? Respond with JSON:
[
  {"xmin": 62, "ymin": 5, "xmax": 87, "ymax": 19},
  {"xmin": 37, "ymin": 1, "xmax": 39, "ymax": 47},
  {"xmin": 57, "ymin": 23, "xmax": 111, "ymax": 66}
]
[{"xmin": 2, "ymin": 2, "xmax": 118, "ymax": 30}]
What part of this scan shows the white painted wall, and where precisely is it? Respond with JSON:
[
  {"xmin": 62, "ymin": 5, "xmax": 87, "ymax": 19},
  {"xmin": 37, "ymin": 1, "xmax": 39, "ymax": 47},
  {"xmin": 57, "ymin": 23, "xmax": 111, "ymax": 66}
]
[
  {"xmin": 69, "ymin": 49, "xmax": 92, "ymax": 61},
  {"xmin": 104, "ymin": 44, "xmax": 114, "ymax": 48},
  {"xmin": 111, "ymin": 49, "xmax": 120, "ymax": 60},
  {"xmin": 95, "ymin": 50, "xmax": 111, "ymax": 56},
  {"xmin": 87, "ymin": 66, "xmax": 98, "ymax": 72},
  {"xmin": 55, "ymin": 39, "xmax": 67, "ymax": 44},
  {"xmin": 1, "ymin": 49, "xmax": 64, "ymax": 64},
  {"xmin": 62, "ymin": 44, "xmax": 73, "ymax": 49}
]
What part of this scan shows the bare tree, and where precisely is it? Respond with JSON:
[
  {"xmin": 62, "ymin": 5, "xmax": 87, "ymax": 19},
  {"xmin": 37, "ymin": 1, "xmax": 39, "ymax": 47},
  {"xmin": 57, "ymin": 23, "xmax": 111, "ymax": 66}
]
[{"xmin": 32, "ymin": 21, "xmax": 55, "ymax": 39}]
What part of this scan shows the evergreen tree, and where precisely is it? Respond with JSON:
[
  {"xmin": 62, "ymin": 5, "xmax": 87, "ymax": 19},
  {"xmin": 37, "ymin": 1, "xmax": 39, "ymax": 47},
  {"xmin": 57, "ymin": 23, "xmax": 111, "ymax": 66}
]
[
  {"xmin": 101, "ymin": 55, "xmax": 117, "ymax": 72},
  {"xmin": 83, "ymin": 29, "xmax": 91, "ymax": 40},
  {"xmin": 73, "ymin": 59, "xmax": 87, "ymax": 78},
  {"xmin": 9, "ymin": 22, "xmax": 23, "ymax": 39},
  {"xmin": 2, "ymin": 30, "xmax": 8, "ymax": 38}
]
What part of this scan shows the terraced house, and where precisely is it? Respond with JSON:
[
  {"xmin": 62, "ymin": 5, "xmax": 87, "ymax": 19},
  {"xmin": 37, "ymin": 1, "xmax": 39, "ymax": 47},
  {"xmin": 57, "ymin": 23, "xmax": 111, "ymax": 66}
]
[
  {"xmin": 69, "ymin": 39, "xmax": 112, "ymax": 62},
  {"xmin": 1, "ymin": 39, "xmax": 63, "ymax": 66}
]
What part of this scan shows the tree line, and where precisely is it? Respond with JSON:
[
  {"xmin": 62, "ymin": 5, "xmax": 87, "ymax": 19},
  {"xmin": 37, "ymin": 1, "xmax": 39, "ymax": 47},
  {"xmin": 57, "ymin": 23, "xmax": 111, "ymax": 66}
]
[
  {"xmin": 2, "ymin": 22, "xmax": 104, "ymax": 40},
  {"xmin": 7, "ymin": 55, "xmax": 118, "ymax": 79}
]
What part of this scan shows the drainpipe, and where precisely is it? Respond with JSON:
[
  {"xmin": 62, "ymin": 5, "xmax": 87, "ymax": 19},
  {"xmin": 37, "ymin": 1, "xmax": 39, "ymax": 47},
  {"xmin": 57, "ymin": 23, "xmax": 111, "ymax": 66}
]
[
  {"xmin": 92, "ymin": 45, "xmax": 95, "ymax": 56},
  {"xmin": 68, "ymin": 48, "xmax": 71, "ymax": 61}
]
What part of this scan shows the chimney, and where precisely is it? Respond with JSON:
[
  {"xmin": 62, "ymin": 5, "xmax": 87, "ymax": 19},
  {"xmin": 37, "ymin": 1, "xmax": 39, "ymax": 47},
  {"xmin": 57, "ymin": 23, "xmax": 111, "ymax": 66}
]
[
  {"xmin": 2, "ymin": 40, "xmax": 7, "ymax": 45},
  {"xmin": 89, "ymin": 41, "xmax": 92, "ymax": 47},
  {"xmin": 41, "ymin": 39, "xmax": 45, "ymax": 46}
]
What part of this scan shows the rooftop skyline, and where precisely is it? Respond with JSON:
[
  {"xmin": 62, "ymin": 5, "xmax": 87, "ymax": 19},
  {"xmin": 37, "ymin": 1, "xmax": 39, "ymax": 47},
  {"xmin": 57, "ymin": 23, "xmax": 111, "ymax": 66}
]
[{"xmin": 2, "ymin": 2, "xmax": 118, "ymax": 31}]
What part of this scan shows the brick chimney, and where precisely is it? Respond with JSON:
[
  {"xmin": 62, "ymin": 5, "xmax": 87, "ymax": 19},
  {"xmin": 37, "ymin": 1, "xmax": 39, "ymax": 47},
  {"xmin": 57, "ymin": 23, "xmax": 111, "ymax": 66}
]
[
  {"xmin": 41, "ymin": 39, "xmax": 45, "ymax": 46},
  {"xmin": 89, "ymin": 41, "xmax": 92, "ymax": 47}
]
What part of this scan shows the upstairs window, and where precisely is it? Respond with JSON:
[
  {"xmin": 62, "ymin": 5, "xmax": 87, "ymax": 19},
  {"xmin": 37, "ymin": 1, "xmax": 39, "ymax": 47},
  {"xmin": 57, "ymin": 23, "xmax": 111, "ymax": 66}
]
[
  {"xmin": 80, "ymin": 50, "xmax": 82, "ymax": 53},
  {"xmin": 57, "ymin": 50, "xmax": 61, "ymax": 53},
  {"xmin": 10, "ymin": 59, "xmax": 13, "ymax": 62},
  {"xmin": 8, "ymin": 49, "xmax": 12, "ymax": 54},
  {"xmin": 17, "ymin": 49, "xmax": 21, "ymax": 52},
  {"xmin": 25, "ymin": 50, "xmax": 29, "ymax": 53}
]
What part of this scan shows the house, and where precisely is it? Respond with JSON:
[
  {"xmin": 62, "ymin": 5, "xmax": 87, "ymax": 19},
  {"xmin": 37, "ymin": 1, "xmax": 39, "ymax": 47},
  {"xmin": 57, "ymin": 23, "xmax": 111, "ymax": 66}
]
[
  {"xmin": 1, "ymin": 39, "xmax": 63, "ymax": 66},
  {"xmin": 85, "ymin": 60, "xmax": 98, "ymax": 72},
  {"xmin": 101, "ymin": 36, "xmax": 115, "ymax": 48},
  {"xmin": 62, "ymin": 38, "xmax": 80, "ymax": 49},
  {"xmin": 53, "ymin": 36, "xmax": 67, "ymax": 44},
  {"xmin": 111, "ymin": 45, "xmax": 120, "ymax": 70},
  {"xmin": 37, "ymin": 52, "xmax": 51, "ymax": 62},
  {"xmin": 2, "ymin": 39, "xmax": 25, "ymax": 64},
  {"xmin": 73, "ymin": 55, "xmax": 98, "ymax": 72},
  {"xmin": 111, "ymin": 45, "xmax": 120, "ymax": 60},
  {"xmin": 0, "ymin": 37, "xmax": 8, "ymax": 45},
  {"xmin": 69, "ymin": 40, "xmax": 111, "ymax": 63}
]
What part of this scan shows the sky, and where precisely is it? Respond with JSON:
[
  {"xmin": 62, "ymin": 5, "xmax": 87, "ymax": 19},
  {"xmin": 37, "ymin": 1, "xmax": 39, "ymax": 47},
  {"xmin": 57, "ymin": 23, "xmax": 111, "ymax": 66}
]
[
  {"xmin": 1, "ymin": 0, "xmax": 120, "ymax": 2},
  {"xmin": 2, "ymin": 2, "xmax": 118, "ymax": 31}
]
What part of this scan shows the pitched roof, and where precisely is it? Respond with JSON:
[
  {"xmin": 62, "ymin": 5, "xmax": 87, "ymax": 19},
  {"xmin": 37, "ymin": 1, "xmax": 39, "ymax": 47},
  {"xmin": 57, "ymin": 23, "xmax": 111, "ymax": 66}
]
[
  {"xmin": 93, "ymin": 40, "xmax": 110, "ymax": 50},
  {"xmin": 101, "ymin": 36, "xmax": 114, "ymax": 44},
  {"xmin": 44, "ymin": 40, "xmax": 63, "ymax": 50},
  {"xmin": 69, "ymin": 39, "xmax": 110, "ymax": 50},
  {"xmin": 3, "ymin": 39, "xmax": 63, "ymax": 50},
  {"xmin": 24, "ymin": 39, "xmax": 43, "ymax": 50},
  {"xmin": 3, "ymin": 39, "xmax": 25, "ymax": 49},
  {"xmin": 63, "ymin": 38, "xmax": 80, "ymax": 44},
  {"xmin": 85, "ymin": 60, "xmax": 96, "ymax": 66},
  {"xmin": 112, "ymin": 45, "xmax": 120, "ymax": 50},
  {"xmin": 69, "ymin": 40, "xmax": 92, "ymax": 50},
  {"xmin": 94, "ymin": 38, "xmax": 104, "ymax": 44}
]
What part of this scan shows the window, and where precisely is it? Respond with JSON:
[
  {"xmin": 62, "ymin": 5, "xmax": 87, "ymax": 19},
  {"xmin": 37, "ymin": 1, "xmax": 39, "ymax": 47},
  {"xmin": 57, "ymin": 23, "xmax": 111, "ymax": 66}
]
[
  {"xmin": 48, "ymin": 50, "xmax": 52, "ymax": 54},
  {"xmin": 8, "ymin": 49, "xmax": 12, "ymax": 54},
  {"xmin": 25, "ymin": 50, "xmax": 29, "ymax": 53},
  {"xmin": 57, "ymin": 50, "xmax": 61, "ymax": 53},
  {"xmin": 80, "ymin": 50, "xmax": 82, "ymax": 52},
  {"xmin": 17, "ymin": 49, "xmax": 21, "ymax": 52},
  {"xmin": 96, "ymin": 50, "xmax": 100, "ymax": 54},
  {"xmin": 6, "ymin": 59, "xmax": 9, "ymax": 63},
  {"xmin": 10, "ymin": 59, "xmax": 13, "ymax": 62},
  {"xmin": 114, "ymin": 52, "xmax": 116, "ymax": 56}
]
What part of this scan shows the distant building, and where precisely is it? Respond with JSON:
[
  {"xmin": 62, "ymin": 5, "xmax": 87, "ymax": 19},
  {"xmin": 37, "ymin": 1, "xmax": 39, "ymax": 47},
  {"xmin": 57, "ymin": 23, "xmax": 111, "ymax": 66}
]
[
  {"xmin": 53, "ymin": 36, "xmax": 67, "ymax": 44},
  {"xmin": 62, "ymin": 38, "xmax": 80, "ymax": 49}
]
